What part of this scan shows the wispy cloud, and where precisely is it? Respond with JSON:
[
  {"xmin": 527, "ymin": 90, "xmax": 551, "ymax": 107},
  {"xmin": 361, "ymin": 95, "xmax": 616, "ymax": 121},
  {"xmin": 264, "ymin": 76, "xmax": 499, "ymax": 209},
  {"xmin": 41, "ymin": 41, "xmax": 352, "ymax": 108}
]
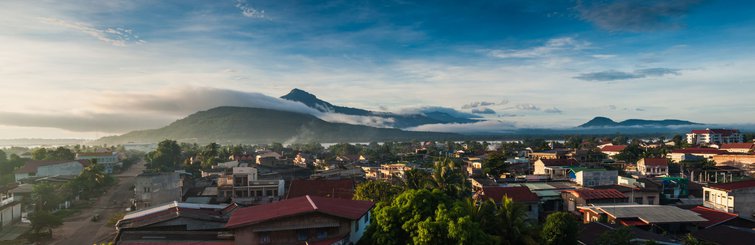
[
  {"xmin": 592, "ymin": 54, "xmax": 616, "ymax": 59},
  {"xmin": 544, "ymin": 107, "xmax": 563, "ymax": 114},
  {"xmin": 235, "ymin": 0, "xmax": 266, "ymax": 19},
  {"xmin": 576, "ymin": 0, "xmax": 704, "ymax": 32},
  {"xmin": 486, "ymin": 37, "xmax": 589, "ymax": 59},
  {"xmin": 515, "ymin": 104, "xmax": 540, "ymax": 111},
  {"xmin": 471, "ymin": 108, "xmax": 496, "ymax": 114},
  {"xmin": 405, "ymin": 120, "xmax": 516, "ymax": 134},
  {"xmin": 39, "ymin": 17, "xmax": 144, "ymax": 46},
  {"xmin": 574, "ymin": 67, "xmax": 681, "ymax": 81}
]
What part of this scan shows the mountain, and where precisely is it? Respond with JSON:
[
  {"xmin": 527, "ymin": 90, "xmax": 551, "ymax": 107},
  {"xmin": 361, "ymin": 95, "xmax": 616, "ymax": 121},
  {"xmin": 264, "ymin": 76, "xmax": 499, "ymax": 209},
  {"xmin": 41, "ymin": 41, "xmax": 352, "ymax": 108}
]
[
  {"xmin": 95, "ymin": 106, "xmax": 461, "ymax": 145},
  {"xmin": 281, "ymin": 88, "xmax": 478, "ymax": 128},
  {"xmin": 578, "ymin": 116, "xmax": 701, "ymax": 128}
]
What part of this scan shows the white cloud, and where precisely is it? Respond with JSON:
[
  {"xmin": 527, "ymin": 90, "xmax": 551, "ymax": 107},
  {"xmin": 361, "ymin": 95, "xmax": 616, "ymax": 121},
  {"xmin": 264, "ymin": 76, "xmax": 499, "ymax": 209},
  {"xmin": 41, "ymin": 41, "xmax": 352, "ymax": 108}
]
[
  {"xmin": 39, "ymin": 17, "xmax": 144, "ymax": 46},
  {"xmin": 235, "ymin": 0, "xmax": 266, "ymax": 19},
  {"xmin": 406, "ymin": 120, "xmax": 516, "ymax": 134},
  {"xmin": 486, "ymin": 37, "xmax": 590, "ymax": 59}
]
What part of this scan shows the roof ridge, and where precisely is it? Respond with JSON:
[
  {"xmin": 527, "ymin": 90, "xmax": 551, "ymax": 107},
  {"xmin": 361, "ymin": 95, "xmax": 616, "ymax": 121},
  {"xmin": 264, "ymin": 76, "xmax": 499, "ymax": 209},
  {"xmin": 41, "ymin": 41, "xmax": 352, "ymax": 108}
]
[{"xmin": 306, "ymin": 195, "xmax": 318, "ymax": 210}]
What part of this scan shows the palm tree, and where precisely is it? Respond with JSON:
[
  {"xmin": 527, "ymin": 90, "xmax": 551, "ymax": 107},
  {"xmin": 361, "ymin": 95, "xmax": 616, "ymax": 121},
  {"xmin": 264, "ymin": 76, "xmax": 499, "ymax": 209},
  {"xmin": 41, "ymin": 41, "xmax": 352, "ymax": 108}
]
[{"xmin": 430, "ymin": 158, "xmax": 469, "ymax": 198}]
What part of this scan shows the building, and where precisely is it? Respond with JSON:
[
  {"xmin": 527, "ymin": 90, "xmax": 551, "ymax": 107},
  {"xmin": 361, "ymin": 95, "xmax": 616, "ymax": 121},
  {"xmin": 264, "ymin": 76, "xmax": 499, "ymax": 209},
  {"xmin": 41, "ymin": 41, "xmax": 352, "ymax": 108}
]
[
  {"xmin": 473, "ymin": 186, "xmax": 539, "ymax": 222},
  {"xmin": 562, "ymin": 188, "xmax": 628, "ymax": 213},
  {"xmin": 14, "ymin": 160, "xmax": 88, "ymax": 182},
  {"xmin": 533, "ymin": 159, "xmax": 578, "ymax": 178},
  {"xmin": 578, "ymin": 205, "xmax": 707, "ymax": 234},
  {"xmin": 115, "ymin": 202, "xmax": 237, "ymax": 245},
  {"xmin": 594, "ymin": 182, "xmax": 660, "ymax": 205},
  {"xmin": 378, "ymin": 163, "xmax": 412, "ymax": 181},
  {"xmin": 225, "ymin": 195, "xmax": 374, "ymax": 245},
  {"xmin": 76, "ymin": 151, "xmax": 121, "ymax": 174},
  {"xmin": 134, "ymin": 172, "xmax": 183, "ymax": 210},
  {"xmin": 599, "ymin": 145, "xmax": 627, "ymax": 158},
  {"xmin": 720, "ymin": 143, "xmax": 755, "ymax": 153},
  {"xmin": 293, "ymin": 153, "xmax": 313, "ymax": 167},
  {"xmin": 570, "ymin": 168, "xmax": 618, "ymax": 187},
  {"xmin": 637, "ymin": 158, "xmax": 669, "ymax": 177},
  {"xmin": 286, "ymin": 179, "xmax": 355, "ymax": 200},
  {"xmin": 529, "ymin": 150, "xmax": 569, "ymax": 161},
  {"xmin": 668, "ymin": 148, "xmax": 726, "ymax": 163},
  {"xmin": 256, "ymin": 151, "xmax": 283, "ymax": 165},
  {"xmin": 686, "ymin": 128, "xmax": 743, "ymax": 145},
  {"xmin": 0, "ymin": 195, "xmax": 22, "ymax": 231},
  {"xmin": 703, "ymin": 179, "xmax": 755, "ymax": 221},
  {"xmin": 578, "ymin": 222, "xmax": 679, "ymax": 245}
]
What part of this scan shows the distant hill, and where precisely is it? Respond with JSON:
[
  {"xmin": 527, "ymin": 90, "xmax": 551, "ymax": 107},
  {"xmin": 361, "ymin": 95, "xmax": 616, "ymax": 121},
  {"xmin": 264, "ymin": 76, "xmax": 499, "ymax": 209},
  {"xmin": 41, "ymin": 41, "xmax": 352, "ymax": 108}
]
[
  {"xmin": 578, "ymin": 116, "xmax": 701, "ymax": 128},
  {"xmin": 281, "ymin": 89, "xmax": 477, "ymax": 128},
  {"xmin": 95, "ymin": 106, "xmax": 461, "ymax": 145}
]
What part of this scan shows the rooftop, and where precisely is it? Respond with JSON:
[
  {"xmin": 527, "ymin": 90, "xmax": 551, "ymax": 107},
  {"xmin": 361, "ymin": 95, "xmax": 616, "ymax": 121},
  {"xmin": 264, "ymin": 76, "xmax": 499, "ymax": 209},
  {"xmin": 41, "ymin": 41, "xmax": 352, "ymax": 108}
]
[
  {"xmin": 600, "ymin": 145, "xmax": 627, "ymax": 152},
  {"xmin": 286, "ymin": 179, "xmax": 355, "ymax": 200},
  {"xmin": 226, "ymin": 195, "xmax": 373, "ymax": 228},
  {"xmin": 720, "ymin": 143, "xmax": 754, "ymax": 150},
  {"xmin": 688, "ymin": 206, "xmax": 739, "ymax": 228},
  {"xmin": 584, "ymin": 205, "xmax": 708, "ymax": 224},
  {"xmin": 475, "ymin": 186, "xmax": 540, "ymax": 203},
  {"xmin": 672, "ymin": 148, "xmax": 727, "ymax": 155},
  {"xmin": 565, "ymin": 188, "xmax": 627, "ymax": 200},
  {"xmin": 639, "ymin": 158, "xmax": 669, "ymax": 166},
  {"xmin": 707, "ymin": 179, "xmax": 755, "ymax": 191},
  {"xmin": 539, "ymin": 159, "xmax": 579, "ymax": 167},
  {"xmin": 15, "ymin": 159, "xmax": 88, "ymax": 174}
]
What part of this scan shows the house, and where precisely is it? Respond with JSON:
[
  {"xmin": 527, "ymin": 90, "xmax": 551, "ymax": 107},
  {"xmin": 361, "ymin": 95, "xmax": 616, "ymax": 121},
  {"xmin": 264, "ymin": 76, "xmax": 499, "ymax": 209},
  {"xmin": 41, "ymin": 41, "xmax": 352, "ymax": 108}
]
[
  {"xmin": 378, "ymin": 163, "xmax": 411, "ymax": 181},
  {"xmin": 569, "ymin": 168, "xmax": 618, "ymax": 187},
  {"xmin": 692, "ymin": 224, "xmax": 755, "ymax": 245},
  {"xmin": 286, "ymin": 179, "xmax": 355, "ymax": 200},
  {"xmin": 522, "ymin": 182, "xmax": 579, "ymax": 215},
  {"xmin": 0, "ymin": 195, "xmax": 22, "ymax": 231},
  {"xmin": 115, "ymin": 202, "xmax": 238, "ymax": 245},
  {"xmin": 599, "ymin": 145, "xmax": 627, "ymax": 158},
  {"xmin": 14, "ymin": 159, "xmax": 88, "ymax": 182},
  {"xmin": 690, "ymin": 165, "xmax": 746, "ymax": 184},
  {"xmin": 473, "ymin": 186, "xmax": 539, "ymax": 222},
  {"xmin": 529, "ymin": 149, "xmax": 569, "ymax": 161},
  {"xmin": 216, "ymin": 167, "xmax": 285, "ymax": 206},
  {"xmin": 567, "ymin": 149, "xmax": 605, "ymax": 163},
  {"xmin": 76, "ymin": 151, "xmax": 121, "ymax": 174},
  {"xmin": 578, "ymin": 222, "xmax": 680, "ymax": 245},
  {"xmin": 256, "ymin": 151, "xmax": 283, "ymax": 165},
  {"xmin": 719, "ymin": 143, "xmax": 754, "ymax": 153},
  {"xmin": 637, "ymin": 158, "xmax": 669, "ymax": 177},
  {"xmin": 688, "ymin": 206, "xmax": 742, "ymax": 229},
  {"xmin": 293, "ymin": 153, "xmax": 313, "ymax": 167},
  {"xmin": 562, "ymin": 188, "xmax": 628, "ymax": 213},
  {"xmin": 669, "ymin": 148, "xmax": 726, "ymax": 162},
  {"xmin": 703, "ymin": 179, "xmax": 755, "ymax": 221},
  {"xmin": 134, "ymin": 172, "xmax": 183, "ymax": 210},
  {"xmin": 533, "ymin": 159, "xmax": 578, "ymax": 178},
  {"xmin": 594, "ymin": 183, "xmax": 660, "ymax": 205},
  {"xmin": 466, "ymin": 160, "xmax": 483, "ymax": 177},
  {"xmin": 578, "ymin": 204, "xmax": 707, "ymax": 234},
  {"xmin": 225, "ymin": 195, "xmax": 374, "ymax": 245},
  {"xmin": 686, "ymin": 128, "xmax": 743, "ymax": 145}
]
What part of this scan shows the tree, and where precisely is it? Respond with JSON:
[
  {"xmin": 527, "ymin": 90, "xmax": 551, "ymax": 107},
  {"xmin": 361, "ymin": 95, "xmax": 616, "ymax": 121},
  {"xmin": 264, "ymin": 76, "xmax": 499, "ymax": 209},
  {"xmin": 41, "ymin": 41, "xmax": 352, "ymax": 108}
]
[
  {"xmin": 32, "ymin": 183, "xmax": 60, "ymax": 212},
  {"xmin": 31, "ymin": 148, "xmax": 48, "ymax": 160},
  {"xmin": 145, "ymin": 140, "xmax": 182, "ymax": 171},
  {"xmin": 200, "ymin": 142, "xmax": 220, "ymax": 169},
  {"xmin": 402, "ymin": 169, "xmax": 432, "ymax": 190},
  {"xmin": 597, "ymin": 226, "xmax": 632, "ymax": 245},
  {"xmin": 430, "ymin": 158, "xmax": 469, "ymax": 199},
  {"xmin": 66, "ymin": 164, "xmax": 114, "ymax": 199},
  {"xmin": 46, "ymin": 147, "xmax": 75, "ymax": 160},
  {"xmin": 29, "ymin": 210, "xmax": 62, "ymax": 235},
  {"xmin": 354, "ymin": 180, "xmax": 402, "ymax": 204},
  {"xmin": 540, "ymin": 212, "xmax": 579, "ymax": 245},
  {"xmin": 371, "ymin": 189, "xmax": 451, "ymax": 244},
  {"xmin": 615, "ymin": 144, "xmax": 644, "ymax": 163},
  {"xmin": 483, "ymin": 151, "xmax": 508, "ymax": 178}
]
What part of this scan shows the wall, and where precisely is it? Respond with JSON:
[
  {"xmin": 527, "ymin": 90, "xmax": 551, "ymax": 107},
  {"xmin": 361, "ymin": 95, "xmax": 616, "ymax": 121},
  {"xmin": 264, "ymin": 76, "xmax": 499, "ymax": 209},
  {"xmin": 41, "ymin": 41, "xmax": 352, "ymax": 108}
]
[
  {"xmin": 232, "ymin": 213, "xmax": 352, "ymax": 245},
  {"xmin": 36, "ymin": 161, "xmax": 84, "ymax": 178},
  {"xmin": 713, "ymin": 154, "xmax": 755, "ymax": 165},
  {"xmin": 733, "ymin": 188, "xmax": 755, "ymax": 221},
  {"xmin": 349, "ymin": 211, "xmax": 371, "ymax": 243},
  {"xmin": 0, "ymin": 201, "xmax": 21, "ymax": 228},
  {"xmin": 576, "ymin": 170, "xmax": 618, "ymax": 187},
  {"xmin": 134, "ymin": 172, "xmax": 181, "ymax": 209}
]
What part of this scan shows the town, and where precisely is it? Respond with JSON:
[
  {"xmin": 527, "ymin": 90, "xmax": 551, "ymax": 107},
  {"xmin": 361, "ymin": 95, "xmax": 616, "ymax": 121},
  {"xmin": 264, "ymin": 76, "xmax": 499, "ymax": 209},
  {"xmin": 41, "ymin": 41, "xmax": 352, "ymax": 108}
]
[{"xmin": 1, "ymin": 128, "xmax": 754, "ymax": 244}]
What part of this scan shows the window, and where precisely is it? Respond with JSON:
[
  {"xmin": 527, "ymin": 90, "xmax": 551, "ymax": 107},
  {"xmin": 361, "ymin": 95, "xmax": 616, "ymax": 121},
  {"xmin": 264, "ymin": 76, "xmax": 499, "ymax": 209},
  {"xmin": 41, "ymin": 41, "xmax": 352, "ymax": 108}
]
[
  {"xmin": 704, "ymin": 191, "xmax": 710, "ymax": 201},
  {"xmin": 634, "ymin": 197, "xmax": 643, "ymax": 204},
  {"xmin": 297, "ymin": 230, "xmax": 308, "ymax": 241},
  {"xmin": 256, "ymin": 190, "xmax": 263, "ymax": 196},
  {"xmin": 647, "ymin": 196, "xmax": 655, "ymax": 205},
  {"xmin": 355, "ymin": 219, "xmax": 360, "ymax": 232},
  {"xmin": 266, "ymin": 190, "xmax": 273, "ymax": 196},
  {"xmin": 259, "ymin": 233, "xmax": 271, "ymax": 244},
  {"xmin": 317, "ymin": 229, "xmax": 328, "ymax": 239}
]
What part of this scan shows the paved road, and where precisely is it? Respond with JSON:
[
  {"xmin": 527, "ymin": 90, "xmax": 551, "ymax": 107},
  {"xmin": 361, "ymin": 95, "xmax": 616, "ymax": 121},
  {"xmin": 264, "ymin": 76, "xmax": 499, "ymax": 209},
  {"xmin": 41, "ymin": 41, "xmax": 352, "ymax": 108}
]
[{"xmin": 49, "ymin": 160, "xmax": 144, "ymax": 245}]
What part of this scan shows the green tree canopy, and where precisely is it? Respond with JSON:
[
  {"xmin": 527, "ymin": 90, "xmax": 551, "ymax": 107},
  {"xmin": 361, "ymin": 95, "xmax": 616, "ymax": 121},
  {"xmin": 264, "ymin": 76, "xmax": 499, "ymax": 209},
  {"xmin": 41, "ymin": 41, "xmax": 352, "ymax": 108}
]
[
  {"xmin": 597, "ymin": 226, "xmax": 632, "ymax": 245},
  {"xmin": 540, "ymin": 212, "xmax": 579, "ymax": 245},
  {"xmin": 483, "ymin": 151, "xmax": 508, "ymax": 178},
  {"xmin": 354, "ymin": 180, "xmax": 403, "ymax": 204},
  {"xmin": 146, "ymin": 139, "xmax": 182, "ymax": 171}
]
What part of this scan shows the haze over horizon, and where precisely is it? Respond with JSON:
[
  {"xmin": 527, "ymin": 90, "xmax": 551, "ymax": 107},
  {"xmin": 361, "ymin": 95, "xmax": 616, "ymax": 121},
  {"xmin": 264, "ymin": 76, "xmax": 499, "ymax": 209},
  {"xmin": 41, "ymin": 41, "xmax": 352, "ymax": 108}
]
[{"xmin": 1, "ymin": 0, "xmax": 755, "ymax": 139}]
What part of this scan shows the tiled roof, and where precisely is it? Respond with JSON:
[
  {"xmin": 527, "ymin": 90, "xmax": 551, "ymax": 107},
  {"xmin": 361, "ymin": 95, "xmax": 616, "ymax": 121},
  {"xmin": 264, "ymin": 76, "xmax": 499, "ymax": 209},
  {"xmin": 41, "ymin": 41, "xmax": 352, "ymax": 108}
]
[
  {"xmin": 600, "ymin": 145, "xmax": 627, "ymax": 152},
  {"xmin": 475, "ymin": 186, "xmax": 540, "ymax": 203},
  {"xmin": 565, "ymin": 188, "xmax": 626, "ymax": 200},
  {"xmin": 14, "ymin": 160, "xmax": 88, "ymax": 174},
  {"xmin": 721, "ymin": 143, "xmax": 754, "ymax": 149},
  {"xmin": 639, "ymin": 158, "xmax": 668, "ymax": 166},
  {"xmin": 225, "ymin": 195, "xmax": 373, "ymax": 228},
  {"xmin": 539, "ymin": 159, "xmax": 579, "ymax": 166},
  {"xmin": 707, "ymin": 179, "xmax": 755, "ymax": 191},
  {"xmin": 689, "ymin": 206, "xmax": 738, "ymax": 228},
  {"xmin": 286, "ymin": 179, "xmax": 355, "ymax": 200},
  {"xmin": 672, "ymin": 148, "xmax": 727, "ymax": 155}
]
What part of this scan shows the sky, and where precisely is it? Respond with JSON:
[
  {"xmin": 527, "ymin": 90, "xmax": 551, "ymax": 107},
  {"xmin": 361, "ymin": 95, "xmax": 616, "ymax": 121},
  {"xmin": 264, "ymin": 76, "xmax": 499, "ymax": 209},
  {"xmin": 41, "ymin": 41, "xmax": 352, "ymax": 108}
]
[{"xmin": 1, "ymin": 0, "xmax": 754, "ymax": 139}]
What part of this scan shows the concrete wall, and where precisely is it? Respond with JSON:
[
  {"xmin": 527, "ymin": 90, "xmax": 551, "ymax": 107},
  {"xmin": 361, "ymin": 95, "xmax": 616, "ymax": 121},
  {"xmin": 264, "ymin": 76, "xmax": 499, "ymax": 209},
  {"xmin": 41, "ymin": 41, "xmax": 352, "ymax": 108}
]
[
  {"xmin": 576, "ymin": 170, "xmax": 618, "ymax": 187},
  {"xmin": 713, "ymin": 154, "xmax": 755, "ymax": 165},
  {"xmin": 0, "ymin": 201, "xmax": 21, "ymax": 228},
  {"xmin": 135, "ymin": 172, "xmax": 182, "ymax": 209},
  {"xmin": 733, "ymin": 188, "xmax": 755, "ymax": 221},
  {"xmin": 349, "ymin": 211, "xmax": 371, "ymax": 243}
]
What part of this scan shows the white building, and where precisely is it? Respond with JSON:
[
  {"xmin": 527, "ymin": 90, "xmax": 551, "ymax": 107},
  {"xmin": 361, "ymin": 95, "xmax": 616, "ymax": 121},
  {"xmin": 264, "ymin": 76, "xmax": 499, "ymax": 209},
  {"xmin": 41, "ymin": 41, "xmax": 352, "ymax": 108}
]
[
  {"xmin": 134, "ymin": 172, "xmax": 183, "ymax": 209},
  {"xmin": 686, "ymin": 128, "xmax": 743, "ymax": 145},
  {"xmin": 637, "ymin": 158, "xmax": 669, "ymax": 177},
  {"xmin": 573, "ymin": 169, "xmax": 618, "ymax": 187},
  {"xmin": 703, "ymin": 179, "xmax": 755, "ymax": 221},
  {"xmin": 14, "ymin": 160, "xmax": 87, "ymax": 182},
  {"xmin": 76, "ymin": 151, "xmax": 121, "ymax": 174}
]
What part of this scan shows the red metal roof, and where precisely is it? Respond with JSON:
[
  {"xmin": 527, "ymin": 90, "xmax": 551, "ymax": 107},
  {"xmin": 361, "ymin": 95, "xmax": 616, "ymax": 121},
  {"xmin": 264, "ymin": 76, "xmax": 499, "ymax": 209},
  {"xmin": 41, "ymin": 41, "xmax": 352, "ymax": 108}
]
[
  {"xmin": 566, "ymin": 188, "xmax": 627, "ymax": 200},
  {"xmin": 640, "ymin": 158, "xmax": 668, "ymax": 166},
  {"xmin": 707, "ymin": 179, "xmax": 755, "ymax": 192},
  {"xmin": 601, "ymin": 145, "xmax": 627, "ymax": 152},
  {"xmin": 120, "ymin": 242, "xmax": 234, "ymax": 245},
  {"xmin": 225, "ymin": 195, "xmax": 373, "ymax": 228},
  {"xmin": 691, "ymin": 129, "xmax": 740, "ymax": 136},
  {"xmin": 540, "ymin": 159, "xmax": 579, "ymax": 166},
  {"xmin": 672, "ymin": 148, "xmax": 727, "ymax": 155},
  {"xmin": 689, "ymin": 206, "xmax": 738, "ymax": 228},
  {"xmin": 476, "ymin": 186, "xmax": 540, "ymax": 203},
  {"xmin": 286, "ymin": 179, "xmax": 355, "ymax": 200},
  {"xmin": 14, "ymin": 160, "xmax": 88, "ymax": 174},
  {"xmin": 720, "ymin": 143, "xmax": 754, "ymax": 150}
]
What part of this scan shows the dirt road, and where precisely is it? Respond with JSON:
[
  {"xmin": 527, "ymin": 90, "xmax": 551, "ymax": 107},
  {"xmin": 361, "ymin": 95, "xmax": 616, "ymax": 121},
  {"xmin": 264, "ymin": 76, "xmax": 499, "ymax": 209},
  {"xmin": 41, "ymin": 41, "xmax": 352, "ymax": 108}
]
[{"xmin": 49, "ymin": 160, "xmax": 144, "ymax": 245}]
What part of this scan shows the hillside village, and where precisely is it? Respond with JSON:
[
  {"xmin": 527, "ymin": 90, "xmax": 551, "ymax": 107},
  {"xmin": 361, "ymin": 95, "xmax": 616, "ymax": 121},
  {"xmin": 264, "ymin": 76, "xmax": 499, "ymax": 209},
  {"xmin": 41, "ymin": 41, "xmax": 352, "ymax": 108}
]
[{"xmin": 1, "ymin": 128, "xmax": 755, "ymax": 244}]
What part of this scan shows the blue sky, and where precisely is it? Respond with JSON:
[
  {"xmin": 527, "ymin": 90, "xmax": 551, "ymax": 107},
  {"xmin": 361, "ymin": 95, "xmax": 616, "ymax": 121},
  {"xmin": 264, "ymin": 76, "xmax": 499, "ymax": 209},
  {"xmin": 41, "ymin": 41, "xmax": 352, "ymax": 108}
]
[{"xmin": 0, "ymin": 0, "xmax": 754, "ymax": 138}]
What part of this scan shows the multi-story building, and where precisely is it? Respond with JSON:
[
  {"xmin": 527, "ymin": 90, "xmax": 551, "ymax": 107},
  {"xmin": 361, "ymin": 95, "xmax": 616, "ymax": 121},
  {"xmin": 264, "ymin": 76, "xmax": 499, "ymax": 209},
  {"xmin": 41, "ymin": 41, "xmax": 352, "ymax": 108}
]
[
  {"xmin": 719, "ymin": 143, "xmax": 755, "ymax": 154},
  {"xmin": 599, "ymin": 145, "xmax": 627, "ymax": 159},
  {"xmin": 533, "ymin": 159, "xmax": 578, "ymax": 178},
  {"xmin": 216, "ymin": 167, "xmax": 285, "ymax": 205},
  {"xmin": 668, "ymin": 148, "xmax": 726, "ymax": 163},
  {"xmin": 703, "ymin": 179, "xmax": 755, "ymax": 221},
  {"xmin": 76, "ymin": 151, "xmax": 121, "ymax": 174},
  {"xmin": 686, "ymin": 128, "xmax": 743, "ymax": 145},
  {"xmin": 571, "ymin": 168, "xmax": 618, "ymax": 187},
  {"xmin": 378, "ymin": 163, "xmax": 412, "ymax": 180},
  {"xmin": 637, "ymin": 158, "xmax": 669, "ymax": 177},
  {"xmin": 134, "ymin": 172, "xmax": 183, "ymax": 210}
]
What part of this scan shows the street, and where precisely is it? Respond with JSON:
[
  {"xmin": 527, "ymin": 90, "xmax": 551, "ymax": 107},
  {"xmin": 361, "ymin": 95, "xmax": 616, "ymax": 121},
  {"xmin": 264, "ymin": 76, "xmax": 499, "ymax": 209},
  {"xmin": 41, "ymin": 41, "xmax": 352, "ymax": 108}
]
[{"xmin": 48, "ymin": 160, "xmax": 144, "ymax": 245}]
